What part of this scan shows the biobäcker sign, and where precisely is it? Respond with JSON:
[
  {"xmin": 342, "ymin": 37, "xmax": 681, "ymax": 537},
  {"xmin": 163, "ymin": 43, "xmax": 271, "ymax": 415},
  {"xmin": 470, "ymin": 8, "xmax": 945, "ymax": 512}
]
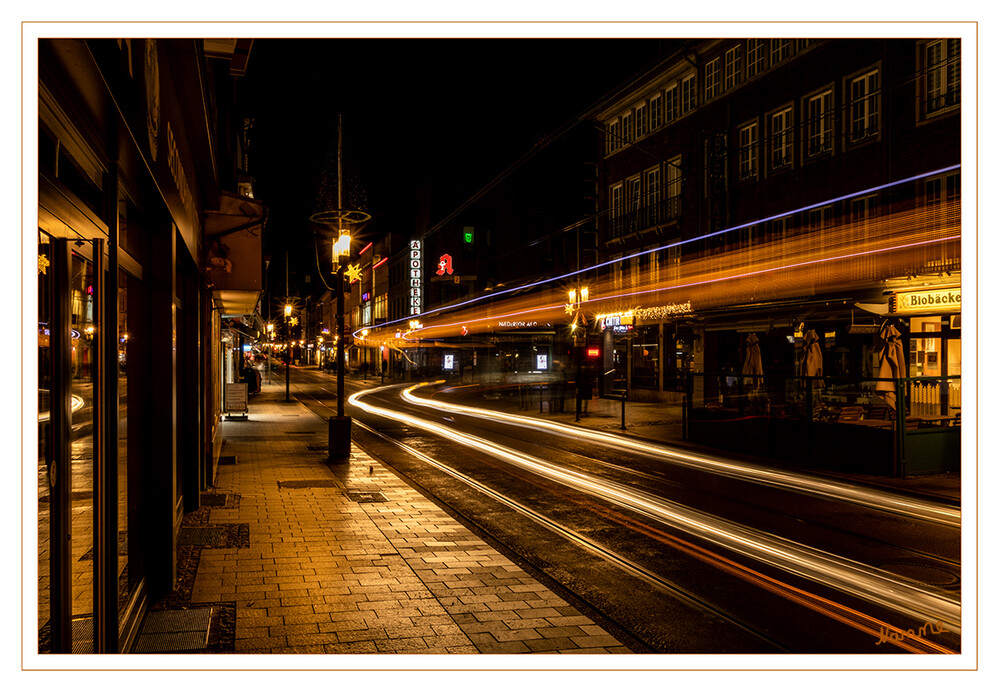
[{"xmin": 893, "ymin": 287, "xmax": 961, "ymax": 313}]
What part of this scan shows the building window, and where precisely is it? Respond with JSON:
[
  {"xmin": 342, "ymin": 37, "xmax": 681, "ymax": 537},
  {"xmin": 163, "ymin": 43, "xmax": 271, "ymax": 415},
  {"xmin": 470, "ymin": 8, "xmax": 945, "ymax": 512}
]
[
  {"xmin": 770, "ymin": 106, "xmax": 794, "ymax": 170},
  {"xmin": 609, "ymin": 183, "xmax": 624, "ymax": 238},
  {"xmin": 738, "ymin": 223, "xmax": 760, "ymax": 250},
  {"xmin": 649, "ymin": 94, "xmax": 663, "ymax": 130},
  {"xmin": 705, "ymin": 58, "xmax": 721, "ymax": 99},
  {"xmin": 724, "ymin": 45, "xmax": 743, "ymax": 91},
  {"xmin": 627, "ymin": 176, "xmax": 642, "ymax": 231},
  {"xmin": 771, "ymin": 39, "xmax": 791, "ymax": 65},
  {"xmin": 849, "ymin": 69, "xmax": 880, "ymax": 143},
  {"xmin": 634, "ymin": 102, "xmax": 648, "ymax": 139},
  {"xmin": 796, "ymin": 39, "xmax": 817, "ymax": 52},
  {"xmin": 665, "ymin": 84, "xmax": 679, "ymax": 122},
  {"xmin": 666, "ymin": 156, "xmax": 682, "ymax": 220},
  {"xmin": 620, "ymin": 112, "xmax": 633, "ymax": 145},
  {"xmin": 926, "ymin": 172, "xmax": 960, "ymax": 205},
  {"xmin": 607, "ymin": 120, "xmax": 620, "ymax": 153},
  {"xmin": 923, "ymin": 39, "xmax": 961, "ymax": 116},
  {"xmin": 680, "ymin": 72, "xmax": 696, "ymax": 113},
  {"xmin": 738, "ymin": 121, "xmax": 758, "ymax": 180},
  {"xmin": 374, "ymin": 294, "xmax": 387, "ymax": 321},
  {"xmin": 645, "ymin": 166, "xmax": 662, "ymax": 226},
  {"xmin": 805, "ymin": 89, "xmax": 834, "ymax": 158},
  {"xmin": 747, "ymin": 39, "xmax": 767, "ymax": 77}
]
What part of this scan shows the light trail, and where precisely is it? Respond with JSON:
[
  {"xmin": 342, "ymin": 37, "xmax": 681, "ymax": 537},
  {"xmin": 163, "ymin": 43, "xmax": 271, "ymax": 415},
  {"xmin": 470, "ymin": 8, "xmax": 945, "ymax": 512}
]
[
  {"xmin": 366, "ymin": 198, "xmax": 960, "ymax": 343},
  {"xmin": 350, "ymin": 385, "xmax": 961, "ymax": 635},
  {"xmin": 367, "ymin": 164, "xmax": 961, "ymax": 335},
  {"xmin": 402, "ymin": 382, "xmax": 961, "ymax": 528}
]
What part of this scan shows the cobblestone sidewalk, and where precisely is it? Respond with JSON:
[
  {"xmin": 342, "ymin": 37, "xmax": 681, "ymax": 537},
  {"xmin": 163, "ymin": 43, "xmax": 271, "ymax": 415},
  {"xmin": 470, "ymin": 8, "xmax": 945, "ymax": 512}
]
[{"xmin": 187, "ymin": 390, "xmax": 630, "ymax": 654}]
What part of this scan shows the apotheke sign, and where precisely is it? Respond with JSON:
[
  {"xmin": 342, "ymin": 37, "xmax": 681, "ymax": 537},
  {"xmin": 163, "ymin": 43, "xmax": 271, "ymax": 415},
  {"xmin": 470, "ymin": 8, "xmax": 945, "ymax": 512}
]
[{"xmin": 895, "ymin": 287, "xmax": 961, "ymax": 313}]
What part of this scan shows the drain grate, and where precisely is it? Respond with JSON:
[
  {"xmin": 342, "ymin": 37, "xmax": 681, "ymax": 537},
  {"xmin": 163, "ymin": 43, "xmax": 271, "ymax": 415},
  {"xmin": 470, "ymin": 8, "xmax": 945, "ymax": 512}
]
[
  {"xmin": 278, "ymin": 479, "xmax": 341, "ymax": 489},
  {"xmin": 344, "ymin": 490, "xmax": 388, "ymax": 503},
  {"xmin": 71, "ymin": 616, "xmax": 94, "ymax": 653},
  {"xmin": 133, "ymin": 607, "xmax": 212, "ymax": 653},
  {"xmin": 218, "ymin": 455, "xmax": 237, "ymax": 465},
  {"xmin": 178, "ymin": 526, "xmax": 228, "ymax": 547},
  {"xmin": 200, "ymin": 492, "xmax": 229, "ymax": 507},
  {"xmin": 177, "ymin": 524, "xmax": 249, "ymax": 548}
]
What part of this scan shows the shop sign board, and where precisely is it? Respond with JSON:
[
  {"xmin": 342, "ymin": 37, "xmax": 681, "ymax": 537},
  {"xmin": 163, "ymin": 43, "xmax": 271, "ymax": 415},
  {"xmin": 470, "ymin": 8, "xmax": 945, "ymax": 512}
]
[{"xmin": 894, "ymin": 287, "xmax": 961, "ymax": 313}]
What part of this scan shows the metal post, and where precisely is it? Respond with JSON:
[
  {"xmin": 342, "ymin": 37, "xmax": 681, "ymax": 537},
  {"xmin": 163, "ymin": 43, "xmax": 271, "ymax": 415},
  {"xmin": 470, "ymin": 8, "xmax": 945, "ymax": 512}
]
[{"xmin": 329, "ymin": 262, "xmax": 351, "ymax": 461}]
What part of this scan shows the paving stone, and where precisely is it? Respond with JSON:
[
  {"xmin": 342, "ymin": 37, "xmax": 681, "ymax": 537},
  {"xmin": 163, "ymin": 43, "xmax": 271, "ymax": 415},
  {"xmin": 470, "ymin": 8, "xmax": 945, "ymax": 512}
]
[{"xmin": 196, "ymin": 390, "xmax": 626, "ymax": 656}]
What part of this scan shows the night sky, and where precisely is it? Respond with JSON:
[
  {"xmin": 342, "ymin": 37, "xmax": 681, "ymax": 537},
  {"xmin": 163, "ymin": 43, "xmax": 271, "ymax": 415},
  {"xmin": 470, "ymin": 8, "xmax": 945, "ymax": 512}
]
[{"xmin": 242, "ymin": 38, "xmax": 672, "ymax": 297}]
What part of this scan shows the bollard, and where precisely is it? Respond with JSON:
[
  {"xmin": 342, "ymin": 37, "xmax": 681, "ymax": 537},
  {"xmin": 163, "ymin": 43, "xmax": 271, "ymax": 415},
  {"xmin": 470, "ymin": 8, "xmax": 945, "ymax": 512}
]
[{"xmin": 329, "ymin": 415, "xmax": 351, "ymax": 462}]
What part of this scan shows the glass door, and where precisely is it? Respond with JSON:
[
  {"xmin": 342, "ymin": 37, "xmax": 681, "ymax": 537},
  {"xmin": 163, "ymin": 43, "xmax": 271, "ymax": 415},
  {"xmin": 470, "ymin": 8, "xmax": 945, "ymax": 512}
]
[{"xmin": 39, "ymin": 236, "xmax": 98, "ymax": 653}]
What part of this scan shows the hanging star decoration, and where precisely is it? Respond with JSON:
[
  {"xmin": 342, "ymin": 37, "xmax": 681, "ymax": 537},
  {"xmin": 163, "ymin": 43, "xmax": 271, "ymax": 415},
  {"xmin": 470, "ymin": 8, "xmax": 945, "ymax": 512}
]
[
  {"xmin": 38, "ymin": 253, "xmax": 50, "ymax": 275},
  {"xmin": 289, "ymin": 317, "xmax": 299, "ymax": 327},
  {"xmin": 345, "ymin": 263, "xmax": 362, "ymax": 283},
  {"xmin": 564, "ymin": 303, "xmax": 575, "ymax": 314}
]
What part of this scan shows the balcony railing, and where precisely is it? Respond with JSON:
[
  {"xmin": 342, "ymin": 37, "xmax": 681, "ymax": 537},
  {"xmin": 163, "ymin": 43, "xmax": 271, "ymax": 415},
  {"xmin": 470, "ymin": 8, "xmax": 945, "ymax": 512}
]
[{"xmin": 608, "ymin": 195, "xmax": 682, "ymax": 239}]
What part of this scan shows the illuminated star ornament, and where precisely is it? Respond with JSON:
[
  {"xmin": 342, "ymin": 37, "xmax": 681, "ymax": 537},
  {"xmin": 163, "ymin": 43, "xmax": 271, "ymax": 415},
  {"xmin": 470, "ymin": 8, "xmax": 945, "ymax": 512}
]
[
  {"xmin": 38, "ymin": 253, "xmax": 50, "ymax": 275},
  {"xmin": 289, "ymin": 317, "xmax": 299, "ymax": 327},
  {"xmin": 345, "ymin": 263, "xmax": 362, "ymax": 283}
]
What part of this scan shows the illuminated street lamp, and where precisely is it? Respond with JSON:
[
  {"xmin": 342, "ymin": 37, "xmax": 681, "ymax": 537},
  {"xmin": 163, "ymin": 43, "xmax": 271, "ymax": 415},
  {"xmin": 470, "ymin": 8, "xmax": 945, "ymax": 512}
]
[
  {"xmin": 284, "ymin": 304, "xmax": 293, "ymax": 401},
  {"xmin": 309, "ymin": 113, "xmax": 371, "ymax": 463}
]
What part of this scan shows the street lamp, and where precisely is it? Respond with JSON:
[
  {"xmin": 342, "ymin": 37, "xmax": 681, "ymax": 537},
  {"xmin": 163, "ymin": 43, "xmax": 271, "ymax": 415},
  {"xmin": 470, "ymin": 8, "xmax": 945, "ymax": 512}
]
[
  {"xmin": 309, "ymin": 113, "xmax": 372, "ymax": 463},
  {"xmin": 329, "ymin": 229, "xmax": 352, "ymax": 461},
  {"xmin": 284, "ymin": 304, "xmax": 293, "ymax": 401}
]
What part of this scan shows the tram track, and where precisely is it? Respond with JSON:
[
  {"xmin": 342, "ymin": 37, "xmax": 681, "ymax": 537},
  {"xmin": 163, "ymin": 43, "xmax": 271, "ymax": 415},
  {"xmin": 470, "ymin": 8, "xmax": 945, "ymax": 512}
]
[{"xmin": 288, "ymin": 375, "xmax": 960, "ymax": 653}]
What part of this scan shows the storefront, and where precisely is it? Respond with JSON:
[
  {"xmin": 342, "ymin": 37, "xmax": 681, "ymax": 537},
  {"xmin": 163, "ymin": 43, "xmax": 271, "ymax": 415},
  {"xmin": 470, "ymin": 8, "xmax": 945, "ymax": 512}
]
[
  {"xmin": 890, "ymin": 283, "xmax": 962, "ymax": 417},
  {"xmin": 35, "ymin": 38, "xmax": 247, "ymax": 654}
]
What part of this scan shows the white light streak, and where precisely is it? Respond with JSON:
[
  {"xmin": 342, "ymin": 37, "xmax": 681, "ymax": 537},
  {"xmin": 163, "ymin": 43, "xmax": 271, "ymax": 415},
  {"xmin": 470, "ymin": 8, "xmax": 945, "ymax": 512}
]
[
  {"xmin": 402, "ymin": 383, "xmax": 961, "ymax": 528},
  {"xmin": 351, "ymin": 385, "xmax": 961, "ymax": 633}
]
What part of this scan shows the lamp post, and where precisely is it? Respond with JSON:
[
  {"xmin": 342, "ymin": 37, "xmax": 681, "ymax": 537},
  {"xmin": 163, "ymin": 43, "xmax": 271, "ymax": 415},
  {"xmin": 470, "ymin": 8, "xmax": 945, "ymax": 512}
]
[
  {"xmin": 284, "ymin": 303, "xmax": 292, "ymax": 401},
  {"xmin": 330, "ymin": 230, "xmax": 352, "ymax": 460},
  {"xmin": 266, "ymin": 323, "xmax": 274, "ymax": 384},
  {"xmin": 310, "ymin": 112, "xmax": 372, "ymax": 462},
  {"xmin": 567, "ymin": 286, "xmax": 590, "ymax": 421}
]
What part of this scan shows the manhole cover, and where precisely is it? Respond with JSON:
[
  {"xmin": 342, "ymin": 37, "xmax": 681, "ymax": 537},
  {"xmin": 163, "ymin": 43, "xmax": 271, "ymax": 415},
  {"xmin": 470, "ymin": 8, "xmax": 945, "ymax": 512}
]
[
  {"xmin": 878, "ymin": 561, "xmax": 961, "ymax": 588},
  {"xmin": 344, "ymin": 490, "xmax": 388, "ymax": 503},
  {"xmin": 279, "ymin": 479, "xmax": 341, "ymax": 489}
]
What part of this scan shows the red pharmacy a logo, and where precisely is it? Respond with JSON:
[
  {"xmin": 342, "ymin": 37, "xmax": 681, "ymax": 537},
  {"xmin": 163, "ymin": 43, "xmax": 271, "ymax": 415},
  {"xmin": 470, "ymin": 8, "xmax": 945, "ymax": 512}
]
[{"xmin": 436, "ymin": 254, "xmax": 454, "ymax": 276}]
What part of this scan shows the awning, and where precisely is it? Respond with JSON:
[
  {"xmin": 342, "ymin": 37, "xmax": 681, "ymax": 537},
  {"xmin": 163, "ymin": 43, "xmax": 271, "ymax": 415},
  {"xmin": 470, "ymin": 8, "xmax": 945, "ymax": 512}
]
[{"xmin": 205, "ymin": 191, "xmax": 266, "ymax": 317}]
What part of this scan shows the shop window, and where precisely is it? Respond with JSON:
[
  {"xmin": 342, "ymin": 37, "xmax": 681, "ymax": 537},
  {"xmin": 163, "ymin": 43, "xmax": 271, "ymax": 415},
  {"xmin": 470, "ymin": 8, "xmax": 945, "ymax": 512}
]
[{"xmin": 632, "ymin": 327, "xmax": 660, "ymax": 389}]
